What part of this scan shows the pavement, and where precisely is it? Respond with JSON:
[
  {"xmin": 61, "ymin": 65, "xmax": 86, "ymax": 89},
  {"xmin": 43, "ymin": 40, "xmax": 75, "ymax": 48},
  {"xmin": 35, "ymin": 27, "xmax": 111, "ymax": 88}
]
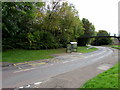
[{"xmin": 1, "ymin": 46, "xmax": 119, "ymax": 89}]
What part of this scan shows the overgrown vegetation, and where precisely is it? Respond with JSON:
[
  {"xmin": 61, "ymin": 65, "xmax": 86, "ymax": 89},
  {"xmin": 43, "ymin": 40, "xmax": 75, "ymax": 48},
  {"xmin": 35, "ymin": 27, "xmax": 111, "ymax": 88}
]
[
  {"xmin": 81, "ymin": 63, "xmax": 119, "ymax": 88},
  {"xmin": 2, "ymin": 2, "xmax": 112, "ymax": 52},
  {"xmin": 2, "ymin": 2, "xmax": 96, "ymax": 51}
]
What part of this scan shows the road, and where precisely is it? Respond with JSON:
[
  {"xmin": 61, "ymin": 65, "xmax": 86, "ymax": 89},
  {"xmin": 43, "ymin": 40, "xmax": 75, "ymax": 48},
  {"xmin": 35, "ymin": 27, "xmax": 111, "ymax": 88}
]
[{"xmin": 2, "ymin": 46, "xmax": 118, "ymax": 88}]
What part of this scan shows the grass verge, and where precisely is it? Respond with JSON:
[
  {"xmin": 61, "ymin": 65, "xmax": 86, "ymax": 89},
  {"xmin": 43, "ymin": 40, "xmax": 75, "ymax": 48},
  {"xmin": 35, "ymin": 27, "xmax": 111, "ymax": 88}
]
[
  {"xmin": 80, "ymin": 63, "xmax": 119, "ymax": 88},
  {"xmin": 77, "ymin": 46, "xmax": 98, "ymax": 53},
  {"xmin": 111, "ymin": 45, "xmax": 120, "ymax": 50},
  {"xmin": 2, "ymin": 48, "xmax": 66, "ymax": 63},
  {"xmin": 103, "ymin": 45, "xmax": 120, "ymax": 50},
  {"xmin": 2, "ymin": 46, "xmax": 98, "ymax": 63}
]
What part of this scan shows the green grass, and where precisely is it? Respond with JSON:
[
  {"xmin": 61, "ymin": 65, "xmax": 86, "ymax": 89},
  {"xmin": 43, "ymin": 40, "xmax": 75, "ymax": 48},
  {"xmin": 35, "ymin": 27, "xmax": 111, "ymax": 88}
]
[
  {"xmin": 0, "ymin": 52, "xmax": 2, "ymax": 62},
  {"xmin": 77, "ymin": 46, "xmax": 98, "ymax": 53},
  {"xmin": 2, "ymin": 46, "xmax": 98, "ymax": 63},
  {"xmin": 112, "ymin": 45, "xmax": 120, "ymax": 47},
  {"xmin": 2, "ymin": 48, "xmax": 66, "ymax": 63},
  {"xmin": 81, "ymin": 63, "xmax": 119, "ymax": 88},
  {"xmin": 104, "ymin": 45, "xmax": 120, "ymax": 50},
  {"xmin": 111, "ymin": 45, "xmax": 120, "ymax": 50},
  {"xmin": 103, "ymin": 45, "xmax": 120, "ymax": 47}
]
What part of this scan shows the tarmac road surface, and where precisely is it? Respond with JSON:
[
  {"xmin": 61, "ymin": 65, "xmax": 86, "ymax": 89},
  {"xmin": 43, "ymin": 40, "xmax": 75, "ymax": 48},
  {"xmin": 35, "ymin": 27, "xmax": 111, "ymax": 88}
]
[{"xmin": 2, "ymin": 46, "xmax": 118, "ymax": 88}]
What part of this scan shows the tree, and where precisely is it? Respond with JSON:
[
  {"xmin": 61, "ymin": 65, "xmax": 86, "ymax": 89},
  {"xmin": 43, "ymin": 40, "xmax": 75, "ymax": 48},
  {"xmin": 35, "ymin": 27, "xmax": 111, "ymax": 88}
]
[
  {"xmin": 57, "ymin": 2, "xmax": 84, "ymax": 46},
  {"xmin": 32, "ymin": 2, "xmax": 84, "ymax": 48},
  {"xmin": 2, "ymin": 2, "xmax": 91, "ymax": 50},
  {"xmin": 91, "ymin": 30, "xmax": 112, "ymax": 46},
  {"xmin": 77, "ymin": 18, "xmax": 95, "ymax": 46},
  {"xmin": 2, "ymin": 2, "xmax": 44, "ymax": 50}
]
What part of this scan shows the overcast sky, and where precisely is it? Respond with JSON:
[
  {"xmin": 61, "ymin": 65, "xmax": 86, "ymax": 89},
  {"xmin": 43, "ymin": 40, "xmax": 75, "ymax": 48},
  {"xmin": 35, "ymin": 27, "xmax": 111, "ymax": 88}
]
[{"xmin": 67, "ymin": 0, "xmax": 119, "ymax": 35}]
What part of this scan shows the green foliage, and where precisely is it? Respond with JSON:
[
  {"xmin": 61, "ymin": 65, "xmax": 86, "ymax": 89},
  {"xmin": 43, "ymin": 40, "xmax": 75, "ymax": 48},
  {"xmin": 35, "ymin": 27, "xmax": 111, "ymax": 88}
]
[
  {"xmin": 91, "ymin": 30, "xmax": 112, "ymax": 46},
  {"xmin": 34, "ymin": 2, "xmax": 84, "ymax": 47},
  {"xmin": 81, "ymin": 63, "xmax": 119, "ymax": 88},
  {"xmin": 2, "ymin": 2, "xmax": 44, "ymax": 50},
  {"xmin": 77, "ymin": 18, "xmax": 95, "ymax": 46},
  {"xmin": 26, "ymin": 31, "xmax": 62, "ymax": 49},
  {"xmin": 2, "ymin": 2, "xmax": 94, "ymax": 50}
]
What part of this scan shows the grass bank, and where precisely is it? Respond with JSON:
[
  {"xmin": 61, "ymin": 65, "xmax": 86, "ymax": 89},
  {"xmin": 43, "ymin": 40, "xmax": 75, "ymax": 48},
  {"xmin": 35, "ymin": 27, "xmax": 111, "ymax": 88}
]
[
  {"xmin": 103, "ymin": 45, "xmax": 120, "ymax": 50},
  {"xmin": 111, "ymin": 45, "xmax": 120, "ymax": 50},
  {"xmin": 79, "ymin": 45, "xmax": 119, "ymax": 88},
  {"xmin": 80, "ymin": 63, "xmax": 119, "ymax": 88},
  {"xmin": 2, "ymin": 48, "xmax": 66, "ymax": 63},
  {"xmin": 77, "ymin": 46, "xmax": 98, "ymax": 53},
  {"xmin": 2, "ymin": 46, "xmax": 98, "ymax": 63}
]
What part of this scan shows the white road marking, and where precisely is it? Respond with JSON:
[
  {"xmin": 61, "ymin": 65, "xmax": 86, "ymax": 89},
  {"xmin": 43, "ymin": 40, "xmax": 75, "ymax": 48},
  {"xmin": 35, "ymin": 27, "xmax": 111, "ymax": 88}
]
[
  {"xmin": 13, "ymin": 68, "xmax": 35, "ymax": 73},
  {"xmin": 19, "ymin": 86, "xmax": 24, "ymax": 88},
  {"xmin": 34, "ymin": 82, "xmax": 42, "ymax": 85}
]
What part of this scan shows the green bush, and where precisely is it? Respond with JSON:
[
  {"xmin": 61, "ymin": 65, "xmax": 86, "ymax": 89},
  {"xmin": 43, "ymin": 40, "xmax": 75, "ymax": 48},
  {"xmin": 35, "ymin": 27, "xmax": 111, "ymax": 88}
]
[
  {"xmin": 26, "ymin": 31, "xmax": 62, "ymax": 49},
  {"xmin": 91, "ymin": 37, "xmax": 112, "ymax": 46},
  {"xmin": 91, "ymin": 30, "xmax": 112, "ymax": 46}
]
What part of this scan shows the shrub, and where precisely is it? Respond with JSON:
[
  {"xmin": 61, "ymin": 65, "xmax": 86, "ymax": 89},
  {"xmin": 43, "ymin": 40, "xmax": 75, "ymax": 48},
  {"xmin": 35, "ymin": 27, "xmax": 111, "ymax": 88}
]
[{"xmin": 26, "ymin": 31, "xmax": 62, "ymax": 49}]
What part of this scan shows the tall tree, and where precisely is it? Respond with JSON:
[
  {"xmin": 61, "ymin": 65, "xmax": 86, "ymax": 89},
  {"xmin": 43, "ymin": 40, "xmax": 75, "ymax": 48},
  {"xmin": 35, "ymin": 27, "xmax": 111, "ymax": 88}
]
[
  {"xmin": 2, "ymin": 2, "xmax": 44, "ymax": 50},
  {"xmin": 77, "ymin": 18, "xmax": 95, "ymax": 46},
  {"xmin": 2, "ymin": 1, "xmax": 90, "ymax": 50},
  {"xmin": 32, "ymin": 2, "xmax": 84, "ymax": 48},
  {"xmin": 57, "ymin": 2, "xmax": 84, "ymax": 45}
]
